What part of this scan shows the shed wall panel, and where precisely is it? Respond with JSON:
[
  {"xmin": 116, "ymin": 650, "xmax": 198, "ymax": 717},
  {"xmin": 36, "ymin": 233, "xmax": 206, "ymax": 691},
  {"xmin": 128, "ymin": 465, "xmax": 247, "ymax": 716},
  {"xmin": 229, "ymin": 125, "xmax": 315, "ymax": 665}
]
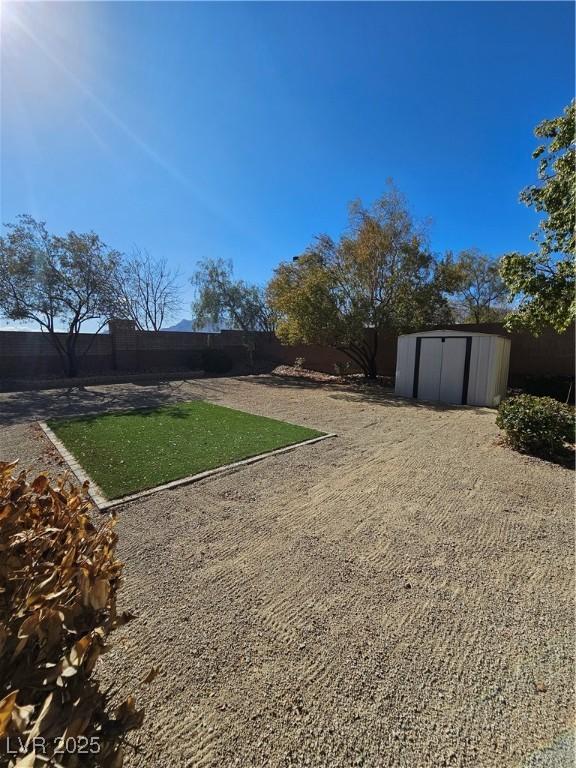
[
  {"xmin": 417, "ymin": 339, "xmax": 443, "ymax": 401},
  {"xmin": 439, "ymin": 338, "xmax": 467, "ymax": 404},
  {"xmin": 394, "ymin": 336, "xmax": 416, "ymax": 397},
  {"xmin": 395, "ymin": 331, "xmax": 512, "ymax": 407}
]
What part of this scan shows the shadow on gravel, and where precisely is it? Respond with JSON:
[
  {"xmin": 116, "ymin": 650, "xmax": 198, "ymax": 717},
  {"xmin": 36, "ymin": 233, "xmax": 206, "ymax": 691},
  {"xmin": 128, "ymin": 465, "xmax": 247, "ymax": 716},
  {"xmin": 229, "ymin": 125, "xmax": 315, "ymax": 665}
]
[
  {"xmin": 0, "ymin": 381, "xmax": 199, "ymax": 426},
  {"xmin": 327, "ymin": 389, "xmax": 490, "ymax": 416},
  {"xmin": 0, "ymin": 376, "xmax": 255, "ymax": 427},
  {"xmin": 519, "ymin": 447, "xmax": 575, "ymax": 471},
  {"xmin": 245, "ymin": 374, "xmax": 345, "ymax": 391},
  {"xmin": 245, "ymin": 374, "xmax": 489, "ymax": 415}
]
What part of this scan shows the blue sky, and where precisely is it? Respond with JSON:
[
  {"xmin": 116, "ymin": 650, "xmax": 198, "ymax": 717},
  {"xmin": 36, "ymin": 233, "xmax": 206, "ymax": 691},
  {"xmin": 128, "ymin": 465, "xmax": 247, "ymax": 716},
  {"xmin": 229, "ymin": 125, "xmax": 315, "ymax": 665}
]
[{"xmin": 1, "ymin": 1, "xmax": 574, "ymax": 326}]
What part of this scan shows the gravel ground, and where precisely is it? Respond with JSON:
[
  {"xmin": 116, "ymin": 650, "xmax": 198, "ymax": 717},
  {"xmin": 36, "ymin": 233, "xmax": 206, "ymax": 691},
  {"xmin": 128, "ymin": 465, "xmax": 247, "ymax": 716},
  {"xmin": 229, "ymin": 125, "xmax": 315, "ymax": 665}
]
[{"xmin": 0, "ymin": 376, "xmax": 574, "ymax": 767}]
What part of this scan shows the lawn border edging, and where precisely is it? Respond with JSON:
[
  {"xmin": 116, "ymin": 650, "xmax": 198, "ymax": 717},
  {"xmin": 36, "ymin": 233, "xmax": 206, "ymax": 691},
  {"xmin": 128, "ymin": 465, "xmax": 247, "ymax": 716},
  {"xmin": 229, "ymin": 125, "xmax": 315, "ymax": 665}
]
[
  {"xmin": 39, "ymin": 421, "xmax": 110, "ymax": 509},
  {"xmin": 38, "ymin": 420, "xmax": 336, "ymax": 511}
]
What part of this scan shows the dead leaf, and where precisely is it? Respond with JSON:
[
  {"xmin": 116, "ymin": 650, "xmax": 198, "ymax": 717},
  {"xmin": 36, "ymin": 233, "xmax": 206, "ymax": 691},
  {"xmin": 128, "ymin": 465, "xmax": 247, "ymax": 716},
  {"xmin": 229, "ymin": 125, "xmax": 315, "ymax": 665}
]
[
  {"xmin": 0, "ymin": 690, "xmax": 18, "ymax": 737},
  {"xmin": 0, "ymin": 464, "xmax": 143, "ymax": 757},
  {"xmin": 116, "ymin": 696, "xmax": 145, "ymax": 730},
  {"xmin": 15, "ymin": 750, "xmax": 36, "ymax": 767},
  {"xmin": 142, "ymin": 666, "xmax": 160, "ymax": 684},
  {"xmin": 90, "ymin": 579, "xmax": 110, "ymax": 610},
  {"xmin": 12, "ymin": 703, "xmax": 35, "ymax": 732},
  {"xmin": 31, "ymin": 475, "xmax": 49, "ymax": 494}
]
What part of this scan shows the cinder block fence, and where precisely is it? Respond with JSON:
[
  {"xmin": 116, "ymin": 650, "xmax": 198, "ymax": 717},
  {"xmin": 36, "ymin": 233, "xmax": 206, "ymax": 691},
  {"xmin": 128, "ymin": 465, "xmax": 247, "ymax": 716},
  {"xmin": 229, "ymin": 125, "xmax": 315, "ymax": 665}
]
[{"xmin": 0, "ymin": 320, "xmax": 573, "ymax": 392}]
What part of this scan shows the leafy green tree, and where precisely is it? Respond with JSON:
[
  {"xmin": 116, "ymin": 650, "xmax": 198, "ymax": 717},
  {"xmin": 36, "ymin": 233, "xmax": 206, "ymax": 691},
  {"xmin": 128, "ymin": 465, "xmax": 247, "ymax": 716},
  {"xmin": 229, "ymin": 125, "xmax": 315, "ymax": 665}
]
[
  {"xmin": 445, "ymin": 249, "xmax": 509, "ymax": 323},
  {"xmin": 191, "ymin": 258, "xmax": 275, "ymax": 332},
  {"xmin": 501, "ymin": 100, "xmax": 575, "ymax": 333},
  {"xmin": 267, "ymin": 184, "xmax": 453, "ymax": 378},
  {"xmin": 0, "ymin": 215, "xmax": 121, "ymax": 377}
]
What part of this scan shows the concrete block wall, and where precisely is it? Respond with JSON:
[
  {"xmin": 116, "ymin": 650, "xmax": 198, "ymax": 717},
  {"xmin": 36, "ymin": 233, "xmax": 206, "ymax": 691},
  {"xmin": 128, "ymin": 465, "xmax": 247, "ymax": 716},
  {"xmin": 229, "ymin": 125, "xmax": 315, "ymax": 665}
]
[
  {"xmin": 0, "ymin": 320, "xmax": 573, "ymax": 385},
  {"xmin": 0, "ymin": 330, "xmax": 113, "ymax": 378},
  {"xmin": 107, "ymin": 320, "xmax": 246, "ymax": 372},
  {"xmin": 422, "ymin": 322, "xmax": 575, "ymax": 378}
]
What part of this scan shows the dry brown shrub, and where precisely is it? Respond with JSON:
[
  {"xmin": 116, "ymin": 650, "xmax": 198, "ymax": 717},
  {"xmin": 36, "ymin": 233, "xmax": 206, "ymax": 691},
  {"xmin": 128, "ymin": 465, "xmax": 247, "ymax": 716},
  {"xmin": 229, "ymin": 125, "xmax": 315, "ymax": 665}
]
[{"xmin": 0, "ymin": 461, "xmax": 142, "ymax": 767}]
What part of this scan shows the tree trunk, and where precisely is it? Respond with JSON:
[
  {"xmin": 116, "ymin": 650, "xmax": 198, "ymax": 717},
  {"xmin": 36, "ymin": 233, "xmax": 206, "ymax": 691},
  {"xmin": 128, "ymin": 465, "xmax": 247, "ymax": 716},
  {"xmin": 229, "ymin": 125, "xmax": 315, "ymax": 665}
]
[
  {"xmin": 65, "ymin": 335, "xmax": 79, "ymax": 378},
  {"xmin": 364, "ymin": 357, "xmax": 378, "ymax": 379},
  {"xmin": 44, "ymin": 329, "xmax": 72, "ymax": 378},
  {"xmin": 66, "ymin": 356, "xmax": 78, "ymax": 378},
  {"xmin": 338, "ymin": 331, "xmax": 379, "ymax": 379},
  {"xmin": 45, "ymin": 326, "xmax": 104, "ymax": 379},
  {"xmin": 365, "ymin": 329, "xmax": 379, "ymax": 379}
]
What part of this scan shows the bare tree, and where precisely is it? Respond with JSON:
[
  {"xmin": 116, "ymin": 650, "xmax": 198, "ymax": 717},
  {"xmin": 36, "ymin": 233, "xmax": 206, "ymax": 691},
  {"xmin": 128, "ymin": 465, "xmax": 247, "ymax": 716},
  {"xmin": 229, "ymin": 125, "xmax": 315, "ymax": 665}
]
[
  {"xmin": 0, "ymin": 215, "xmax": 121, "ymax": 377},
  {"xmin": 116, "ymin": 249, "xmax": 182, "ymax": 331}
]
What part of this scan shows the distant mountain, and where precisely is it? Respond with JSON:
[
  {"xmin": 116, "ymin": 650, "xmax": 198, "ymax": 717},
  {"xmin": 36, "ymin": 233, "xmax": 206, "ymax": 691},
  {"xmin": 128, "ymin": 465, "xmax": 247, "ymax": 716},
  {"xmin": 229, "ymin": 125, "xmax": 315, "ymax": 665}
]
[
  {"xmin": 164, "ymin": 319, "xmax": 223, "ymax": 333},
  {"xmin": 164, "ymin": 318, "xmax": 194, "ymax": 332}
]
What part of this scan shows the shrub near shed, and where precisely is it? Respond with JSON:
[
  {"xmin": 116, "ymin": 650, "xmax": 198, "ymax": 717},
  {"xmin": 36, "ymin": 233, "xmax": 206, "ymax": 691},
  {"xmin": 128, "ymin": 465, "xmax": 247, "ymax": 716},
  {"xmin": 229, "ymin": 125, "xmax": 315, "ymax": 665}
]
[{"xmin": 496, "ymin": 394, "xmax": 575, "ymax": 459}]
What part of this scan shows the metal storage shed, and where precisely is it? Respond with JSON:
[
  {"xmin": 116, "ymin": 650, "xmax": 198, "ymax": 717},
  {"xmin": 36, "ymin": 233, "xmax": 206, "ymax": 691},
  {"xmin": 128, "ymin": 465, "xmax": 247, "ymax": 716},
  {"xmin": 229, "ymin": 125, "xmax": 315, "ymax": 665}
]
[{"xmin": 394, "ymin": 330, "xmax": 511, "ymax": 407}]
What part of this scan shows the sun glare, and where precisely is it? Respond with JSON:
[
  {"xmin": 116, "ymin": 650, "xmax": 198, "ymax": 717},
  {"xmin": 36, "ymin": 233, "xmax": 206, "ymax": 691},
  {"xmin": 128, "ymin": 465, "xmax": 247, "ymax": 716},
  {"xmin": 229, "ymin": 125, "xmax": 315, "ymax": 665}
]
[{"xmin": 1, "ymin": 0, "xmax": 98, "ymax": 102}]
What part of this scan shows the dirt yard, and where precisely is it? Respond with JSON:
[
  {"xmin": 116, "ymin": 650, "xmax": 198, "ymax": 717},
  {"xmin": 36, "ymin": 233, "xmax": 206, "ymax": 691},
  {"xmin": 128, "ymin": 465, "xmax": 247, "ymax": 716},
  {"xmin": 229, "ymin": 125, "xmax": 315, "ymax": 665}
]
[{"xmin": 0, "ymin": 376, "xmax": 574, "ymax": 767}]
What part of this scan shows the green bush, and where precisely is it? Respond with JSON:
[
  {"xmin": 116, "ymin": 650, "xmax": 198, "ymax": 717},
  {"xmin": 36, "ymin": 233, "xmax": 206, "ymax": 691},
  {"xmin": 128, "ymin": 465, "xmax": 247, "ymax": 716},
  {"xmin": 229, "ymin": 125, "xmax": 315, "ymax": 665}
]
[
  {"xmin": 496, "ymin": 395, "xmax": 575, "ymax": 458},
  {"xmin": 201, "ymin": 348, "xmax": 234, "ymax": 374}
]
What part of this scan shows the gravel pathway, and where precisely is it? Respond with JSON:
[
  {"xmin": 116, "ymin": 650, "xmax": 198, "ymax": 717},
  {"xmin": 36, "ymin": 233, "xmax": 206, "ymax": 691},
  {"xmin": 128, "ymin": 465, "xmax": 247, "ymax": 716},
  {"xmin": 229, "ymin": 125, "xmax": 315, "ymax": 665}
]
[{"xmin": 0, "ymin": 376, "xmax": 573, "ymax": 767}]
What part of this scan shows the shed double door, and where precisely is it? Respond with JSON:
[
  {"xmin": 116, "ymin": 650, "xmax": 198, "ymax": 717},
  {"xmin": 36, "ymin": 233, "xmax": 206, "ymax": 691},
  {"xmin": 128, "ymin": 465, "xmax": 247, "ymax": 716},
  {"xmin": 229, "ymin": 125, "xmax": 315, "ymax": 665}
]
[{"xmin": 415, "ymin": 337, "xmax": 470, "ymax": 404}]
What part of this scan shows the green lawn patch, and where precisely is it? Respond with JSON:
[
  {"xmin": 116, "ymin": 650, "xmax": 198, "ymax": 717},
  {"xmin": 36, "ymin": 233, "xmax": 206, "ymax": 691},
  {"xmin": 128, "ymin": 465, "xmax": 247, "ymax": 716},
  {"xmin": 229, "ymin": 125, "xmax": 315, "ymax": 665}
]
[{"xmin": 47, "ymin": 401, "xmax": 325, "ymax": 499}]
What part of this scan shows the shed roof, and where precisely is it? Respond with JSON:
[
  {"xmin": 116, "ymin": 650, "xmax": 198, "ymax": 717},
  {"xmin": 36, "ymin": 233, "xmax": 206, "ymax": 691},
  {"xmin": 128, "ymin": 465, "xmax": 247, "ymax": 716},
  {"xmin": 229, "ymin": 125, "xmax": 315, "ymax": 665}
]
[{"xmin": 399, "ymin": 329, "xmax": 508, "ymax": 339}]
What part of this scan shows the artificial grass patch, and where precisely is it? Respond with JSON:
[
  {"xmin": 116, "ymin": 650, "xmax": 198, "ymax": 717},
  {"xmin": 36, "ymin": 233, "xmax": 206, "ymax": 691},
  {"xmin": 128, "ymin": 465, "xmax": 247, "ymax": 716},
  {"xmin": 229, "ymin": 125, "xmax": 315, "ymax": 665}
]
[{"xmin": 48, "ymin": 401, "xmax": 325, "ymax": 499}]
